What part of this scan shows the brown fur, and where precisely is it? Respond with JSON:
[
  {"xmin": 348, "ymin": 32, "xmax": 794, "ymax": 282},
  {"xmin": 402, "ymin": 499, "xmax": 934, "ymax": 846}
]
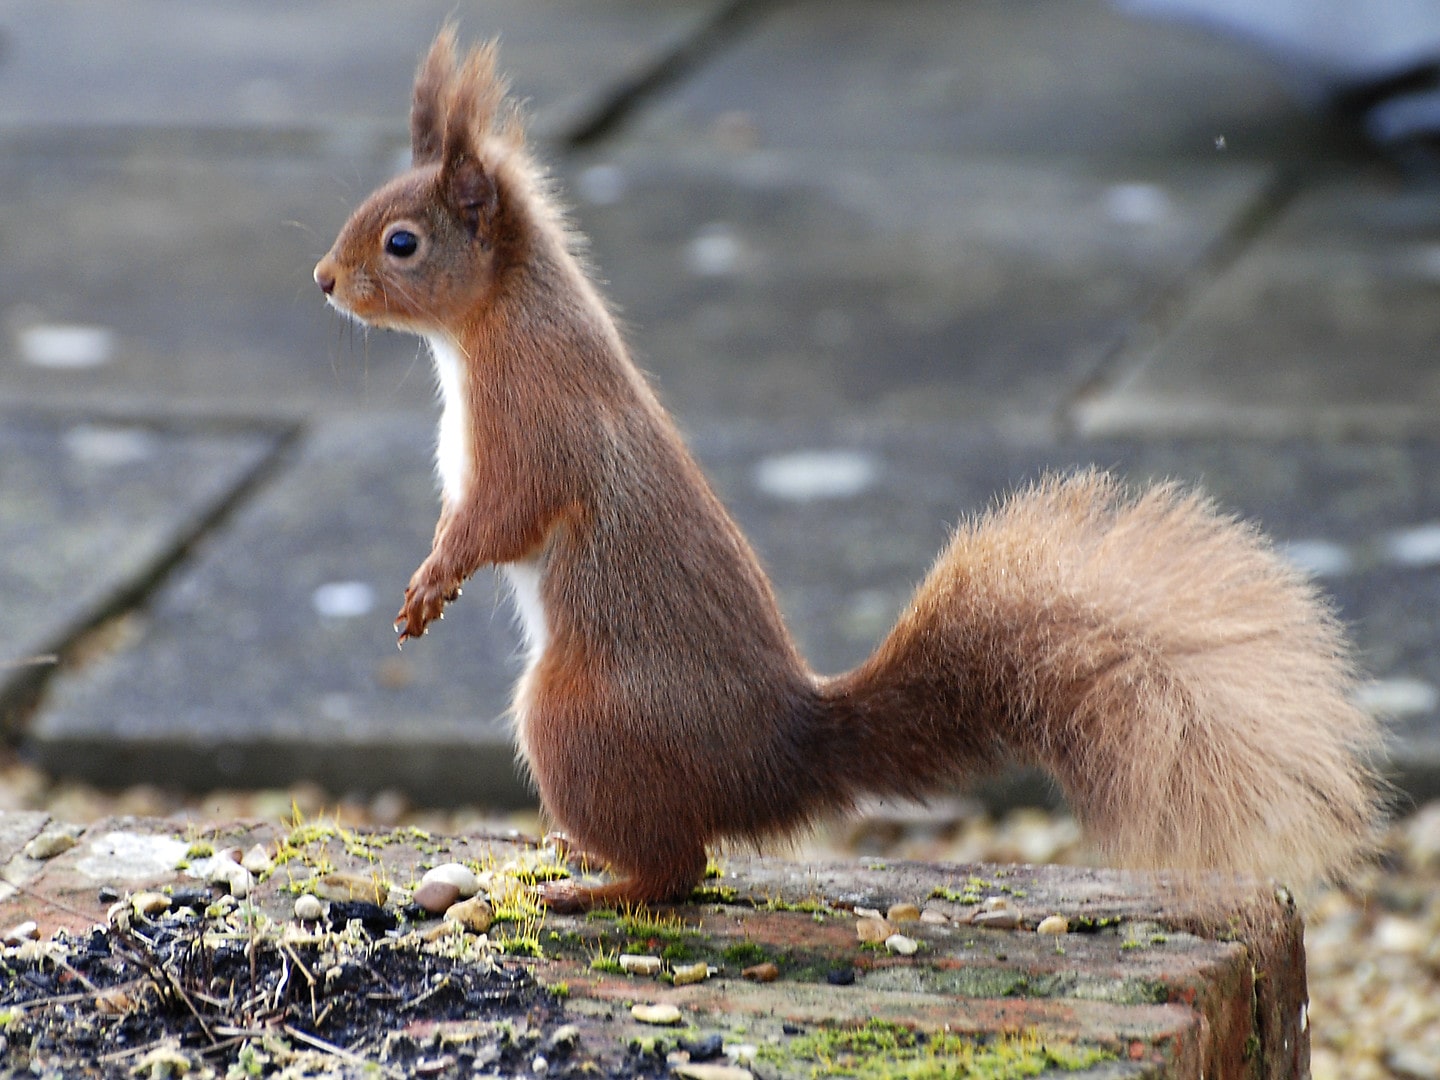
[{"xmin": 313, "ymin": 30, "xmax": 1383, "ymax": 909}]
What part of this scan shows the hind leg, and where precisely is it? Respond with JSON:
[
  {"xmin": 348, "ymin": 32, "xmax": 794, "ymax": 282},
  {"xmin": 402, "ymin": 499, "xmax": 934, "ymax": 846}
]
[{"xmin": 536, "ymin": 843, "xmax": 707, "ymax": 912}]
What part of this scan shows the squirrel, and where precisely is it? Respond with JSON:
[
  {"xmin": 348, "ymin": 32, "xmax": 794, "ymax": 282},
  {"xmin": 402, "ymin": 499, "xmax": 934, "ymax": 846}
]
[{"xmin": 313, "ymin": 28, "xmax": 1383, "ymax": 911}]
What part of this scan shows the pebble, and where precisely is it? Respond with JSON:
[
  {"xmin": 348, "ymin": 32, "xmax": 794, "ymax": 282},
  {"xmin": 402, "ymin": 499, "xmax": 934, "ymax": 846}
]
[
  {"xmin": 680, "ymin": 1033, "xmax": 725, "ymax": 1061},
  {"xmin": 131, "ymin": 891, "xmax": 172, "ymax": 918},
  {"xmin": 209, "ymin": 862, "xmax": 254, "ymax": 899},
  {"xmin": 886, "ymin": 902, "xmax": 921, "ymax": 923},
  {"xmin": 293, "ymin": 895, "xmax": 325, "ymax": 922},
  {"xmin": 619, "ymin": 954, "xmax": 663, "ymax": 977},
  {"xmin": 314, "ymin": 873, "xmax": 388, "ymax": 905},
  {"xmin": 673, "ymin": 1066, "xmax": 754, "ymax": 1080},
  {"xmin": 547, "ymin": 1025, "xmax": 580, "ymax": 1052},
  {"xmin": 884, "ymin": 933, "xmax": 919, "ymax": 956},
  {"xmin": 2, "ymin": 921, "xmax": 39, "ymax": 946},
  {"xmin": 1036, "ymin": 915, "xmax": 1070, "ymax": 935},
  {"xmin": 826, "ymin": 968, "xmax": 855, "ymax": 986},
  {"xmin": 741, "ymin": 962, "xmax": 779, "ymax": 983},
  {"xmin": 412, "ymin": 880, "xmax": 462, "ymax": 915},
  {"xmin": 980, "ymin": 896, "xmax": 1011, "ymax": 912},
  {"xmin": 443, "ymin": 895, "xmax": 494, "ymax": 934},
  {"xmin": 24, "ymin": 828, "xmax": 81, "ymax": 860},
  {"xmin": 531, "ymin": 1054, "xmax": 548, "ymax": 1074},
  {"xmin": 421, "ymin": 862, "xmax": 481, "ymax": 898},
  {"xmin": 972, "ymin": 908, "xmax": 1021, "ymax": 930},
  {"xmin": 241, "ymin": 844, "xmax": 273, "ymax": 876},
  {"xmin": 631, "ymin": 1003, "xmax": 682, "ymax": 1025},
  {"xmin": 919, "ymin": 909, "xmax": 949, "ymax": 925},
  {"xmin": 855, "ymin": 916, "xmax": 893, "ymax": 943},
  {"xmin": 853, "ymin": 906, "xmax": 882, "ymax": 919},
  {"xmin": 671, "ymin": 961, "xmax": 710, "ymax": 986}
]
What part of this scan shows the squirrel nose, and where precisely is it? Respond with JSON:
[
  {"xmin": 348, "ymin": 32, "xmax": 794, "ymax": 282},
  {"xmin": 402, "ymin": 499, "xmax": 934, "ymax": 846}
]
[{"xmin": 314, "ymin": 261, "xmax": 337, "ymax": 295}]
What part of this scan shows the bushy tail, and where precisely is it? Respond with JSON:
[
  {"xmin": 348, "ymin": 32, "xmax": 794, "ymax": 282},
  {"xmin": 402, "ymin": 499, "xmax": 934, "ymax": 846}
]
[{"xmin": 819, "ymin": 470, "xmax": 1383, "ymax": 885}]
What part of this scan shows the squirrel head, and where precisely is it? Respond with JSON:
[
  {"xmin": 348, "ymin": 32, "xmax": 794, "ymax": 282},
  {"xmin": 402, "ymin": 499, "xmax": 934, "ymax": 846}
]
[{"xmin": 314, "ymin": 28, "xmax": 526, "ymax": 334}]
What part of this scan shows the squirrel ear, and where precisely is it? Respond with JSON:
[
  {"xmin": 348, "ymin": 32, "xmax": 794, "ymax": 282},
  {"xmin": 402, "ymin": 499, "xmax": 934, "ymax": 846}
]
[
  {"xmin": 412, "ymin": 27, "xmax": 458, "ymax": 165},
  {"xmin": 444, "ymin": 154, "xmax": 499, "ymax": 235}
]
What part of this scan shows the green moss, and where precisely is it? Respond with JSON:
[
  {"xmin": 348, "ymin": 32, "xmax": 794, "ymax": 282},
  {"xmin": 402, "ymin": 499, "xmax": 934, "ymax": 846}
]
[
  {"xmin": 764, "ymin": 1021, "xmax": 1113, "ymax": 1079},
  {"xmin": 720, "ymin": 941, "xmax": 771, "ymax": 967},
  {"xmin": 690, "ymin": 884, "xmax": 739, "ymax": 904}
]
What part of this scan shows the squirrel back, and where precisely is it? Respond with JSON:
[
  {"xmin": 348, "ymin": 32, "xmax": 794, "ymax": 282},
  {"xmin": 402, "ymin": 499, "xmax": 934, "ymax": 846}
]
[{"xmin": 314, "ymin": 29, "xmax": 1383, "ymax": 909}]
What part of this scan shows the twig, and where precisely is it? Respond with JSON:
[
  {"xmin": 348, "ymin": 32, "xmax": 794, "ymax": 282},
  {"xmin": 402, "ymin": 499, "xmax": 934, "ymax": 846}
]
[
  {"xmin": 0, "ymin": 654, "xmax": 58, "ymax": 669},
  {"xmin": 283, "ymin": 1024, "xmax": 407, "ymax": 1079}
]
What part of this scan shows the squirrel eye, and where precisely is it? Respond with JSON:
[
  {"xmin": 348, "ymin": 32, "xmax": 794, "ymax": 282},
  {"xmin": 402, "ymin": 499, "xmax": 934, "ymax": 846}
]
[{"xmin": 384, "ymin": 229, "xmax": 419, "ymax": 258}]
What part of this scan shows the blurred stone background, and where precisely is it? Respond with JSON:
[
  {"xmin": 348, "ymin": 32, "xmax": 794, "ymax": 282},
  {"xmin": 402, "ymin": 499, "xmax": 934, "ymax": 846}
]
[{"xmin": 2, "ymin": 0, "xmax": 1440, "ymax": 811}]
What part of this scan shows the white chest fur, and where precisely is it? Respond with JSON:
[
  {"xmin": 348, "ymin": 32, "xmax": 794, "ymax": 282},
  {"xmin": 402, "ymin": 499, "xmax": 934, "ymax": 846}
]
[
  {"xmin": 424, "ymin": 336, "xmax": 550, "ymax": 675},
  {"xmin": 425, "ymin": 334, "xmax": 471, "ymax": 505}
]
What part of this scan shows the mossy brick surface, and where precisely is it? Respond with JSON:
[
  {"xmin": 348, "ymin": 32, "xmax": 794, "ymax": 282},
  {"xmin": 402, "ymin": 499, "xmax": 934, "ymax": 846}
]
[{"xmin": 1, "ymin": 814, "xmax": 1309, "ymax": 1078}]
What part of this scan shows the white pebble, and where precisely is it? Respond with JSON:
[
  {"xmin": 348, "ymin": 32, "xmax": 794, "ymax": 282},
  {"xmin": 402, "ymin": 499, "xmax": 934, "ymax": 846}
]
[
  {"xmin": 531, "ymin": 1054, "xmax": 548, "ymax": 1074},
  {"xmin": 671, "ymin": 961, "xmax": 710, "ymax": 985},
  {"xmin": 884, "ymin": 933, "xmax": 919, "ymax": 956},
  {"xmin": 421, "ymin": 862, "xmax": 481, "ymax": 898},
  {"xmin": 24, "ymin": 830, "xmax": 80, "ymax": 860},
  {"xmin": 293, "ymin": 895, "xmax": 325, "ymax": 922},
  {"xmin": 2, "ymin": 921, "xmax": 39, "ymax": 946},
  {"xmin": 674, "ymin": 1066, "xmax": 755, "ymax": 1080},
  {"xmin": 17, "ymin": 323, "xmax": 115, "ymax": 369},
  {"xmin": 631, "ymin": 1003, "xmax": 682, "ymax": 1025},
  {"xmin": 241, "ymin": 844, "xmax": 273, "ymax": 875},
  {"xmin": 753, "ymin": 450, "xmax": 878, "ymax": 502},
  {"xmin": 619, "ymin": 954, "xmax": 663, "ymax": 976},
  {"xmin": 1036, "ymin": 915, "xmax": 1070, "ymax": 935}
]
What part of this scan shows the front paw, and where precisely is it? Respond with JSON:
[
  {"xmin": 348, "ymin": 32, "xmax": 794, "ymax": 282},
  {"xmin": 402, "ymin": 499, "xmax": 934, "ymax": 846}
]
[{"xmin": 395, "ymin": 565, "xmax": 462, "ymax": 643}]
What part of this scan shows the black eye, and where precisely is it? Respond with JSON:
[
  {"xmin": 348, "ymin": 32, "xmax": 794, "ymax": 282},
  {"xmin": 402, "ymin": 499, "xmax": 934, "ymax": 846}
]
[{"xmin": 385, "ymin": 229, "xmax": 419, "ymax": 258}]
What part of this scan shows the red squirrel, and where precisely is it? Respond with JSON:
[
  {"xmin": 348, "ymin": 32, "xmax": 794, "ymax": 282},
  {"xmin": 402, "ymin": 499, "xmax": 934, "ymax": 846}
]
[{"xmin": 313, "ymin": 29, "xmax": 1382, "ymax": 910}]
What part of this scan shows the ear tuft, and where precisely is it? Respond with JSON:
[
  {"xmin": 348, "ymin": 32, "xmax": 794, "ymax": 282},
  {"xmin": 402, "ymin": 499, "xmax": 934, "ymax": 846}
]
[
  {"xmin": 412, "ymin": 25, "xmax": 459, "ymax": 165},
  {"xmin": 446, "ymin": 154, "xmax": 499, "ymax": 235}
]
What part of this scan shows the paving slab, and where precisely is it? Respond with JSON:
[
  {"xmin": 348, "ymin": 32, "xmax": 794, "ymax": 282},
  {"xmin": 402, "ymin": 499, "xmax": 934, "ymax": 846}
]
[
  {"xmin": 622, "ymin": 0, "xmax": 1328, "ymax": 165},
  {"xmin": 1075, "ymin": 171, "xmax": 1440, "ymax": 434},
  {"xmin": 0, "ymin": 0, "xmax": 724, "ymax": 420},
  {"xmin": 0, "ymin": 813, "xmax": 1309, "ymax": 1079},
  {"xmin": 25, "ymin": 417, "xmax": 1440, "ymax": 803},
  {"xmin": 573, "ymin": 145, "xmax": 1274, "ymax": 425},
  {"xmin": 0, "ymin": 410, "xmax": 283, "ymax": 726},
  {"xmin": 0, "ymin": 0, "xmax": 722, "ymax": 141}
]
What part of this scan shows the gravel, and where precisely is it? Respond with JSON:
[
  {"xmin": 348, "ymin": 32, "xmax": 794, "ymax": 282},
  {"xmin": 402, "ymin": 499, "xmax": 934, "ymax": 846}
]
[{"xmin": 2, "ymin": 750, "xmax": 1434, "ymax": 1079}]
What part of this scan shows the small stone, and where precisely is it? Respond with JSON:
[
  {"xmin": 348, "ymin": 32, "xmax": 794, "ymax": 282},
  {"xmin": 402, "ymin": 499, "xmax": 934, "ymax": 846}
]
[
  {"xmin": 97, "ymin": 886, "xmax": 121, "ymax": 903},
  {"xmin": 315, "ymin": 873, "xmax": 388, "ymax": 905},
  {"xmin": 980, "ymin": 896, "xmax": 1011, "ymax": 912},
  {"xmin": 241, "ymin": 844, "xmax": 273, "ymax": 876},
  {"xmin": 293, "ymin": 895, "xmax": 325, "ymax": 922},
  {"xmin": 2, "ymin": 921, "xmax": 39, "ymax": 946},
  {"xmin": 412, "ymin": 880, "xmax": 462, "ymax": 915},
  {"xmin": 671, "ymin": 961, "xmax": 709, "ymax": 986},
  {"xmin": 531, "ymin": 1054, "xmax": 548, "ymax": 1074},
  {"xmin": 972, "ymin": 908, "xmax": 1021, "ymax": 930},
  {"xmin": 884, "ymin": 933, "xmax": 919, "ymax": 956},
  {"xmin": 674, "ymin": 1065, "xmax": 754, "ymax": 1080},
  {"xmin": 421, "ymin": 862, "xmax": 481, "ymax": 898},
  {"xmin": 631, "ymin": 1003, "xmax": 682, "ymax": 1025},
  {"xmin": 619, "ymin": 954, "xmax": 663, "ymax": 976},
  {"xmin": 418, "ymin": 920, "xmax": 460, "ymax": 943},
  {"xmin": 886, "ymin": 903, "xmax": 921, "ymax": 923},
  {"xmin": 679, "ymin": 1033, "xmax": 725, "ymax": 1061},
  {"xmin": 94, "ymin": 985, "xmax": 139, "ymax": 1014},
  {"xmin": 131, "ymin": 891, "xmax": 172, "ymax": 918},
  {"xmin": 919, "ymin": 909, "xmax": 949, "ymax": 925},
  {"xmin": 741, "ymin": 962, "xmax": 779, "ymax": 983},
  {"xmin": 853, "ymin": 906, "xmax": 883, "ymax": 919},
  {"xmin": 209, "ymin": 862, "xmax": 254, "ymax": 899},
  {"xmin": 443, "ymin": 895, "xmax": 494, "ymax": 934},
  {"xmin": 825, "ymin": 968, "xmax": 855, "ymax": 986},
  {"xmin": 547, "ymin": 1025, "xmax": 580, "ymax": 1051},
  {"xmin": 855, "ymin": 916, "xmax": 893, "ymax": 943},
  {"xmin": 24, "ymin": 827, "xmax": 81, "ymax": 860},
  {"xmin": 1036, "ymin": 915, "xmax": 1070, "ymax": 935}
]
